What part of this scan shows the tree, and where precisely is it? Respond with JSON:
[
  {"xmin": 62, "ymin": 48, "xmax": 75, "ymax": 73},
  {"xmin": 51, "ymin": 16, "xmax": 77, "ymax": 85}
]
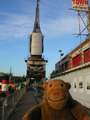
[
  {"xmin": 49, "ymin": 70, "xmax": 56, "ymax": 79},
  {"xmin": 0, "ymin": 72, "xmax": 13, "ymax": 76},
  {"xmin": 22, "ymin": 75, "xmax": 26, "ymax": 82}
]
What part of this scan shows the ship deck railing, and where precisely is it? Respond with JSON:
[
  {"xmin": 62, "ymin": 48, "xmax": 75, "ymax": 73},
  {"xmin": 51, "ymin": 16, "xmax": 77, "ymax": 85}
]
[{"xmin": 55, "ymin": 61, "xmax": 90, "ymax": 77}]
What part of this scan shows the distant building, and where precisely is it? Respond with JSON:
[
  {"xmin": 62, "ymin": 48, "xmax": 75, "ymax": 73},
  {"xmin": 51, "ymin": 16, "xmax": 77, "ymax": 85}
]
[
  {"xmin": 54, "ymin": 38, "xmax": 90, "ymax": 108},
  {"xmin": 55, "ymin": 38, "xmax": 90, "ymax": 75}
]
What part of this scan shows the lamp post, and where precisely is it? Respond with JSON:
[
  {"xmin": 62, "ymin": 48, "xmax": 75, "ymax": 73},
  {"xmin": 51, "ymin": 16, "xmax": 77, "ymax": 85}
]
[{"xmin": 59, "ymin": 50, "xmax": 64, "ymax": 73}]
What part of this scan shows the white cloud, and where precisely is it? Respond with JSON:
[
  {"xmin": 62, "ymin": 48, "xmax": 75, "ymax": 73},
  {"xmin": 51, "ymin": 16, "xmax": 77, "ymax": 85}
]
[
  {"xmin": 15, "ymin": 45, "xmax": 26, "ymax": 49},
  {"xmin": 41, "ymin": 16, "xmax": 79, "ymax": 37},
  {"xmin": 0, "ymin": 11, "xmax": 79, "ymax": 40},
  {"xmin": 0, "ymin": 0, "xmax": 88, "ymax": 41},
  {"xmin": 0, "ymin": 13, "xmax": 34, "ymax": 40},
  {"xmin": 0, "ymin": 11, "xmax": 87, "ymax": 41}
]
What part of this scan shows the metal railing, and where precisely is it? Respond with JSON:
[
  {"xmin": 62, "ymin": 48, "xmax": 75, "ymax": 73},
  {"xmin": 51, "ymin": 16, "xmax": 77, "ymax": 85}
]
[{"xmin": 0, "ymin": 87, "xmax": 26, "ymax": 120}]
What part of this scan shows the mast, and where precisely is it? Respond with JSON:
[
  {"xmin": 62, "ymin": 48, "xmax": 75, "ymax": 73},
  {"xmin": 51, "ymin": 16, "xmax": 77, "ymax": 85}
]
[{"xmin": 33, "ymin": 0, "xmax": 41, "ymax": 33}]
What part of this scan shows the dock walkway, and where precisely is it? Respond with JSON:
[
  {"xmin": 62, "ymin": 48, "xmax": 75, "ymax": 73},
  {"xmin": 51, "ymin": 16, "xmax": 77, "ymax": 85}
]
[
  {"xmin": 9, "ymin": 87, "xmax": 90, "ymax": 120},
  {"xmin": 10, "ymin": 88, "xmax": 38, "ymax": 120}
]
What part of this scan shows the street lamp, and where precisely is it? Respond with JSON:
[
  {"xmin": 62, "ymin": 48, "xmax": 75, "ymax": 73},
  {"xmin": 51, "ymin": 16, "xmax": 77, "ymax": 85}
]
[{"xmin": 59, "ymin": 50, "xmax": 64, "ymax": 73}]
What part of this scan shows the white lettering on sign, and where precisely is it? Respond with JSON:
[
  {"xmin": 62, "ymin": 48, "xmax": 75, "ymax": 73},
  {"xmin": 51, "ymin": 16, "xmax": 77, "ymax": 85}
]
[{"xmin": 72, "ymin": 0, "xmax": 89, "ymax": 11}]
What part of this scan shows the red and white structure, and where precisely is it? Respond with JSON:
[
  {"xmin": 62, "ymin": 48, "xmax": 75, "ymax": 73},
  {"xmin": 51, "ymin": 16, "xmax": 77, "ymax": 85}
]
[
  {"xmin": 53, "ymin": 1, "xmax": 90, "ymax": 108},
  {"xmin": 2, "ymin": 79, "xmax": 9, "ymax": 92},
  {"xmin": 0, "ymin": 76, "xmax": 10, "ymax": 97},
  {"xmin": 72, "ymin": 0, "xmax": 89, "ymax": 11}
]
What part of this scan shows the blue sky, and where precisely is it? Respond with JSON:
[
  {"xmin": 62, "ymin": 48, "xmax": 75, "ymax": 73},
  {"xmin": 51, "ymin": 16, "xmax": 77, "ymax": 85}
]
[{"xmin": 0, "ymin": 0, "xmax": 90, "ymax": 78}]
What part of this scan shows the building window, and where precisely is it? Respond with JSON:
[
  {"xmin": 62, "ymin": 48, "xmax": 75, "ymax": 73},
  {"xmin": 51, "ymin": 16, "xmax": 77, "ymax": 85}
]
[
  {"xmin": 55, "ymin": 64, "xmax": 59, "ymax": 73},
  {"xmin": 74, "ymin": 82, "xmax": 77, "ymax": 88},
  {"xmin": 87, "ymin": 81, "xmax": 90, "ymax": 90},
  {"xmin": 61, "ymin": 64, "xmax": 64, "ymax": 72},
  {"xmin": 65, "ymin": 62, "xmax": 69, "ymax": 70},
  {"xmin": 78, "ymin": 77, "xmax": 83, "ymax": 93},
  {"xmin": 84, "ymin": 48, "xmax": 90, "ymax": 63},
  {"xmin": 79, "ymin": 81, "xmax": 83, "ymax": 88},
  {"xmin": 73, "ymin": 78, "xmax": 77, "ymax": 92},
  {"xmin": 72, "ymin": 54, "xmax": 82, "ymax": 67},
  {"xmin": 85, "ymin": 76, "xmax": 90, "ymax": 94}
]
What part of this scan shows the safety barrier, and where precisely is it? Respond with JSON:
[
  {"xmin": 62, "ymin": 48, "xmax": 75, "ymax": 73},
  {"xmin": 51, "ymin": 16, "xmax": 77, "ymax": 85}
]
[{"xmin": 0, "ymin": 87, "xmax": 26, "ymax": 120}]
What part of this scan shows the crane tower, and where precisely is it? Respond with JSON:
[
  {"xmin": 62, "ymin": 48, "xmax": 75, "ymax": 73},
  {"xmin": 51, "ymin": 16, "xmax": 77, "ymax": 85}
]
[{"xmin": 25, "ymin": 0, "xmax": 47, "ymax": 83}]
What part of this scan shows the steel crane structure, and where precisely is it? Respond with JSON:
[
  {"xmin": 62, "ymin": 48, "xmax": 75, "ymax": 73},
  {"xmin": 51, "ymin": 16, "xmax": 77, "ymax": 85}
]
[{"xmin": 25, "ymin": 0, "xmax": 47, "ymax": 84}]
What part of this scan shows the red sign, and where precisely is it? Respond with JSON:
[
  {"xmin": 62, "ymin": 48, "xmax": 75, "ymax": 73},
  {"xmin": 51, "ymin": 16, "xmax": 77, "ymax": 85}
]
[{"xmin": 72, "ymin": 0, "xmax": 89, "ymax": 11}]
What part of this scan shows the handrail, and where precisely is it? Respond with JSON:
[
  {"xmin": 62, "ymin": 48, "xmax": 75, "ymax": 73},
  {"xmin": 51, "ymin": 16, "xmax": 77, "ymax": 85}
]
[{"xmin": 0, "ymin": 87, "xmax": 26, "ymax": 120}]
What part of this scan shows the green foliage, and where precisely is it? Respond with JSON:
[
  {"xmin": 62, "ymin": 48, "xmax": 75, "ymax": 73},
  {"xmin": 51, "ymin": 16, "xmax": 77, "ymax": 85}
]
[
  {"xmin": 0, "ymin": 72, "xmax": 13, "ymax": 76},
  {"xmin": 49, "ymin": 70, "xmax": 56, "ymax": 79},
  {"xmin": 22, "ymin": 75, "xmax": 26, "ymax": 82}
]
